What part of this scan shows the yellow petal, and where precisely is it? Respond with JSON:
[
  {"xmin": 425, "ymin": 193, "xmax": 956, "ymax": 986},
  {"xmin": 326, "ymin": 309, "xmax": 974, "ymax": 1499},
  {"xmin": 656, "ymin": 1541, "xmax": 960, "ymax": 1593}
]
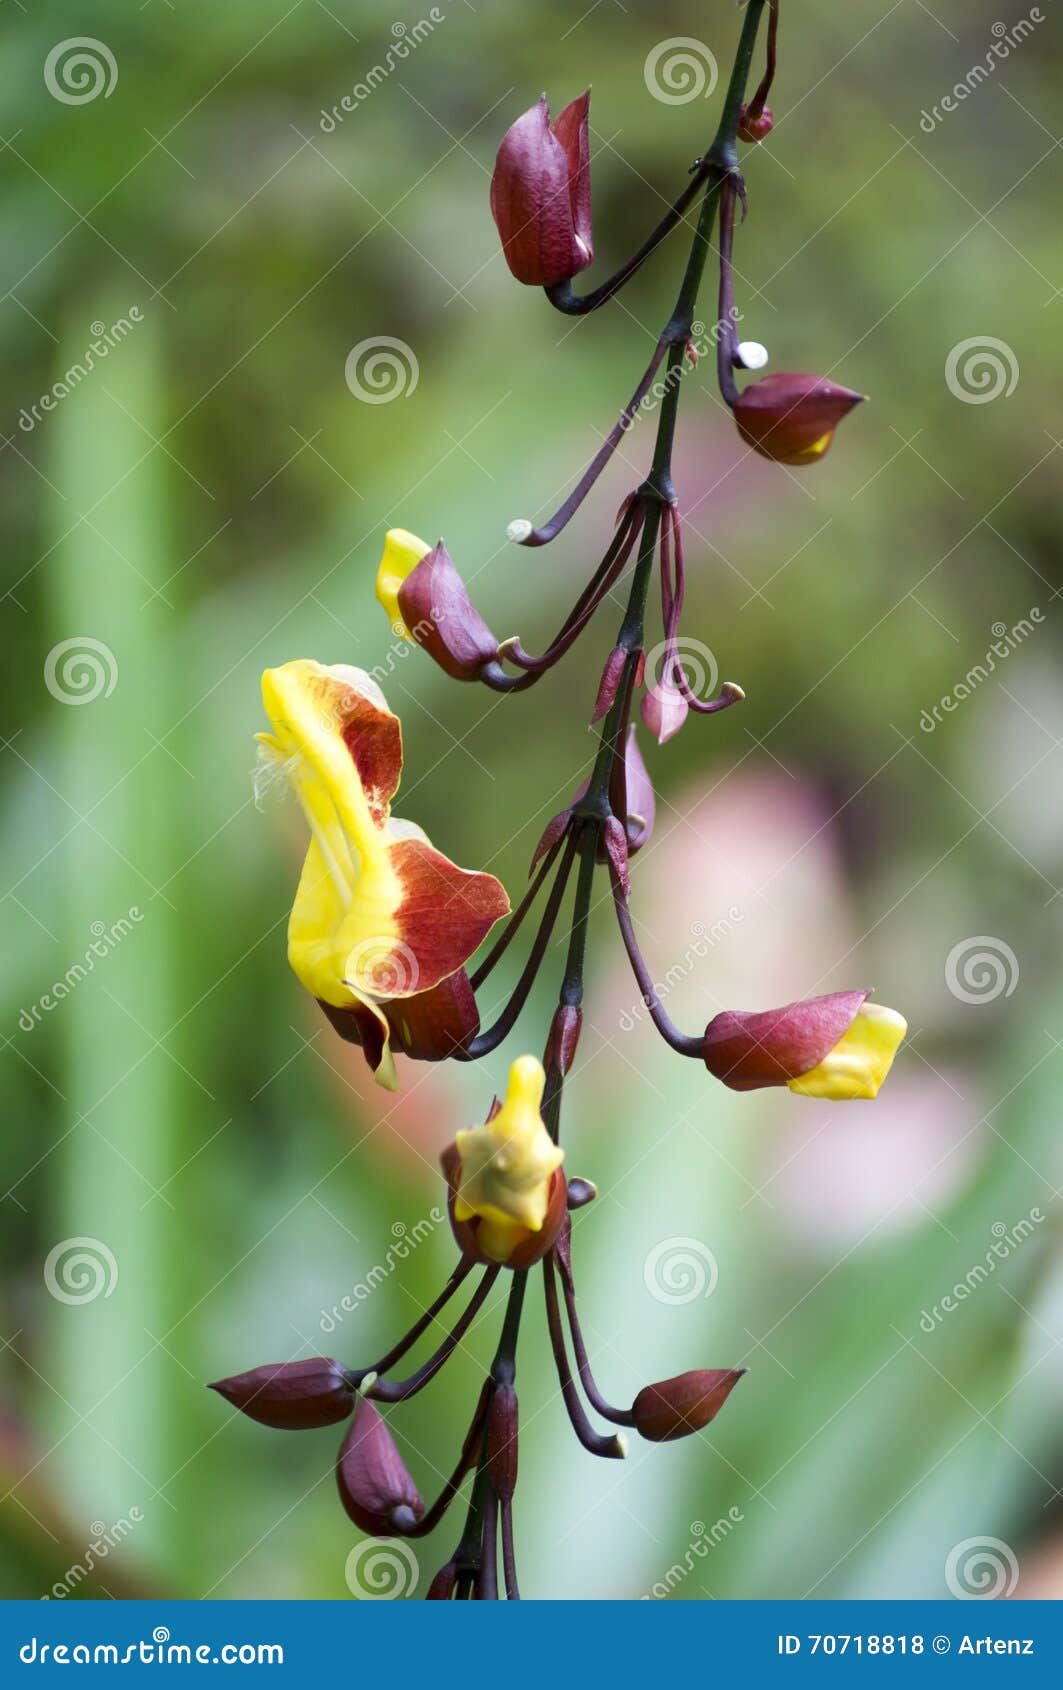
[
  {"xmin": 455, "ymin": 1056, "xmax": 564, "ymax": 1247},
  {"xmin": 787, "ymin": 1003, "xmax": 907, "ymax": 1100},
  {"xmin": 376, "ymin": 529, "xmax": 431, "ymax": 641}
]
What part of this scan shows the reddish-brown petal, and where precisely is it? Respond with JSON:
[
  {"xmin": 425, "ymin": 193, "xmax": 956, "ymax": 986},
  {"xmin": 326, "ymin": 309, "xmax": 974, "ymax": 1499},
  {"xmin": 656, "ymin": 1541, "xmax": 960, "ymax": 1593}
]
[
  {"xmin": 388, "ymin": 837, "xmax": 509, "ymax": 996},
  {"xmin": 703, "ymin": 990, "xmax": 869, "ymax": 1091},
  {"xmin": 490, "ymin": 95, "xmax": 594, "ymax": 287},
  {"xmin": 733, "ymin": 373, "xmax": 863, "ymax": 466}
]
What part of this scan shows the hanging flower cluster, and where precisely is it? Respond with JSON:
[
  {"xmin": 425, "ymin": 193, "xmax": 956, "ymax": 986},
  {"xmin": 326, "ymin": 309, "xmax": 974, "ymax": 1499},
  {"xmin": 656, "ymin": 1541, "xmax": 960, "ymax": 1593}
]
[{"xmin": 216, "ymin": 1, "xmax": 906, "ymax": 1600}]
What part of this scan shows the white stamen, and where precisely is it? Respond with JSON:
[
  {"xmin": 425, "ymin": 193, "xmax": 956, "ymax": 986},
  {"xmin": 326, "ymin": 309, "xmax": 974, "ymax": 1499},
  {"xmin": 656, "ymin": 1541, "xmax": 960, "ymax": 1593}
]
[{"xmin": 736, "ymin": 340, "xmax": 769, "ymax": 370}]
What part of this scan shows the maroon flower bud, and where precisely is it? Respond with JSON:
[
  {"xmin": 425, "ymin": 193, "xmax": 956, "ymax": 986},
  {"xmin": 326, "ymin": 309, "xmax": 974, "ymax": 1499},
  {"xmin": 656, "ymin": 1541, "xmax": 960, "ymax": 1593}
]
[
  {"xmin": 632, "ymin": 1368, "xmax": 746, "ymax": 1442},
  {"xmin": 622, "ymin": 727, "xmax": 655, "ymax": 853},
  {"xmin": 336, "ymin": 1399, "xmax": 425, "ymax": 1537},
  {"xmin": 320, "ymin": 970, "xmax": 480, "ymax": 1069},
  {"xmin": 738, "ymin": 102, "xmax": 774, "ymax": 143},
  {"xmin": 426, "ymin": 1560, "xmax": 458, "ymax": 1600},
  {"xmin": 703, "ymin": 989, "xmax": 868, "ymax": 1091},
  {"xmin": 490, "ymin": 91, "xmax": 593, "ymax": 288},
  {"xmin": 209, "ymin": 1358, "xmax": 355, "ymax": 1430},
  {"xmin": 487, "ymin": 1385, "xmax": 519, "ymax": 1502},
  {"xmin": 397, "ymin": 540, "xmax": 500, "ymax": 681},
  {"xmin": 545, "ymin": 1003, "xmax": 582, "ymax": 1077},
  {"xmin": 732, "ymin": 373, "xmax": 864, "ymax": 466}
]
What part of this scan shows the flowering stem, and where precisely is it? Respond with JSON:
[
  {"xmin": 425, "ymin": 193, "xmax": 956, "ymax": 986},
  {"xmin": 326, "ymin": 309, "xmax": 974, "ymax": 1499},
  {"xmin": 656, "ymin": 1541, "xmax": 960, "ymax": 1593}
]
[{"xmin": 364, "ymin": 1266, "xmax": 500, "ymax": 1402}]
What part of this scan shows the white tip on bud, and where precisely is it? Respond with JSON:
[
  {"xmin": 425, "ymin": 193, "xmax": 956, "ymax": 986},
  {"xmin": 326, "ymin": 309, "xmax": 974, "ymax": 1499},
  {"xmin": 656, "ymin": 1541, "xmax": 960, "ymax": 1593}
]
[
  {"xmin": 721, "ymin": 681, "xmax": 746, "ymax": 702},
  {"xmin": 736, "ymin": 341, "xmax": 769, "ymax": 371},
  {"xmin": 506, "ymin": 518, "xmax": 534, "ymax": 544},
  {"xmin": 357, "ymin": 1371, "xmax": 379, "ymax": 1396}
]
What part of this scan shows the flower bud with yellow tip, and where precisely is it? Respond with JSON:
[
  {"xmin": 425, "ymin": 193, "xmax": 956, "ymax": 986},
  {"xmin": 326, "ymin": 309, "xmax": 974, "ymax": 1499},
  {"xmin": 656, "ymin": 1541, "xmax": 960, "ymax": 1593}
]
[
  {"xmin": 442, "ymin": 1055, "xmax": 567, "ymax": 1266},
  {"xmin": 703, "ymin": 990, "xmax": 906, "ymax": 1100}
]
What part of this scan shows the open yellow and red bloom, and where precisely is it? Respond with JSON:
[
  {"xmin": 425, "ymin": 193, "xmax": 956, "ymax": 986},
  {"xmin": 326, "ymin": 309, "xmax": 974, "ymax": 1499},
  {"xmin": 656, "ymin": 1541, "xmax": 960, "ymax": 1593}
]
[
  {"xmin": 257, "ymin": 661, "xmax": 509, "ymax": 1089},
  {"xmin": 442, "ymin": 1055, "xmax": 567, "ymax": 1266},
  {"xmin": 703, "ymin": 990, "xmax": 906, "ymax": 1099}
]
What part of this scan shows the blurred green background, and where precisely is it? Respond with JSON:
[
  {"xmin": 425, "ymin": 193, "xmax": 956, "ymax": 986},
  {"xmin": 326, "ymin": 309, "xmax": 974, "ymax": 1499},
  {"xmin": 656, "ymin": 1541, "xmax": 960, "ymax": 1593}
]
[{"xmin": 3, "ymin": 0, "xmax": 1063, "ymax": 1601}]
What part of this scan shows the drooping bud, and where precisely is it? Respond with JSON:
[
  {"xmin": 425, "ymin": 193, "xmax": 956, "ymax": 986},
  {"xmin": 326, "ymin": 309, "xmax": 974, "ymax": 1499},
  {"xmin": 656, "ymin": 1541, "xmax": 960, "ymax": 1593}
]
[
  {"xmin": 703, "ymin": 990, "xmax": 907, "ymax": 1099},
  {"xmin": 640, "ymin": 682, "xmax": 687, "ymax": 744},
  {"xmin": 490, "ymin": 92, "xmax": 593, "ymax": 287},
  {"xmin": 209, "ymin": 1359, "xmax": 355, "ymax": 1430},
  {"xmin": 632, "ymin": 1368, "xmax": 746, "ymax": 1442},
  {"xmin": 336, "ymin": 1398, "xmax": 424, "ymax": 1536},
  {"xmin": 732, "ymin": 373, "xmax": 864, "ymax": 466},
  {"xmin": 622, "ymin": 727, "xmax": 655, "ymax": 852},
  {"xmin": 738, "ymin": 102, "xmax": 774, "ymax": 143},
  {"xmin": 602, "ymin": 815, "xmax": 630, "ymax": 898},
  {"xmin": 487, "ymin": 1385, "xmax": 519, "ymax": 1502},
  {"xmin": 443, "ymin": 1055, "xmax": 567, "ymax": 1267},
  {"xmin": 397, "ymin": 539, "xmax": 501, "ymax": 681}
]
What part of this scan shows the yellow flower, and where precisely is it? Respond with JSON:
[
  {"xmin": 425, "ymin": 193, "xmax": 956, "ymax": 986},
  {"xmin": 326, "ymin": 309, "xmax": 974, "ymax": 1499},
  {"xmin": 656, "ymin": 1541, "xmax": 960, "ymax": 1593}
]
[
  {"xmin": 257, "ymin": 660, "xmax": 508, "ymax": 1089},
  {"xmin": 787, "ymin": 1004, "xmax": 907, "ymax": 1100},
  {"xmin": 453, "ymin": 1056, "xmax": 565, "ymax": 1262},
  {"xmin": 375, "ymin": 529, "xmax": 430, "ymax": 641}
]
